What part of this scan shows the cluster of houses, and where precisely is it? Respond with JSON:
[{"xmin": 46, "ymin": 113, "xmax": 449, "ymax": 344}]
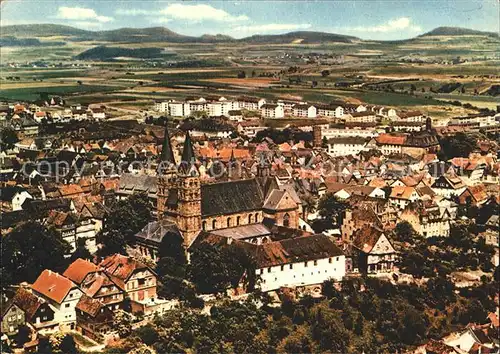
[
  {"xmin": 1, "ymin": 94, "xmax": 499, "ymax": 350},
  {"xmin": 0, "ymin": 101, "xmax": 106, "ymax": 137},
  {"xmin": 1, "ymin": 254, "xmax": 167, "ymax": 345}
]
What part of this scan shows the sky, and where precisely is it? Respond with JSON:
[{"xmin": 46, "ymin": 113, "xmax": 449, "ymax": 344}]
[{"xmin": 1, "ymin": 0, "xmax": 498, "ymax": 40}]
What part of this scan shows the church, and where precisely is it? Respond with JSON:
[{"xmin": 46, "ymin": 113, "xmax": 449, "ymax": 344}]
[{"xmin": 134, "ymin": 122, "xmax": 306, "ymax": 260}]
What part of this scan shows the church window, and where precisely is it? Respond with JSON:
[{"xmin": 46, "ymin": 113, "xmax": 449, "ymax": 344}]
[
  {"xmin": 227, "ymin": 217, "xmax": 232, "ymax": 228},
  {"xmin": 255, "ymin": 213, "xmax": 259, "ymax": 222},
  {"xmin": 202, "ymin": 221, "xmax": 207, "ymax": 231},
  {"xmin": 248, "ymin": 214, "xmax": 253, "ymax": 223},
  {"xmin": 236, "ymin": 216, "xmax": 241, "ymax": 226},
  {"xmin": 212, "ymin": 220, "xmax": 217, "ymax": 229}
]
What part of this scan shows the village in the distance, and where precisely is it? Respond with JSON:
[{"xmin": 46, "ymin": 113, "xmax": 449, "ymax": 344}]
[{"xmin": 1, "ymin": 2, "xmax": 500, "ymax": 353}]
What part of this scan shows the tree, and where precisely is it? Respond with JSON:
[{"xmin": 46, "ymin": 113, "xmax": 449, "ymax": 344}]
[
  {"xmin": 135, "ymin": 324, "xmax": 159, "ymax": 346},
  {"xmin": 0, "ymin": 127, "xmax": 19, "ymax": 151},
  {"xmin": 321, "ymin": 70, "xmax": 330, "ymax": 77},
  {"xmin": 394, "ymin": 221, "xmax": 418, "ymax": 243},
  {"xmin": 439, "ymin": 132, "xmax": 477, "ymax": 159},
  {"xmin": 98, "ymin": 192, "xmax": 150, "ymax": 256},
  {"xmin": 188, "ymin": 243, "xmax": 253, "ymax": 294},
  {"xmin": 58, "ymin": 334, "xmax": 78, "ymax": 354},
  {"xmin": 1, "ymin": 221, "xmax": 70, "ymax": 285},
  {"xmin": 69, "ymin": 238, "xmax": 92, "ymax": 263},
  {"xmin": 317, "ymin": 192, "xmax": 349, "ymax": 227}
]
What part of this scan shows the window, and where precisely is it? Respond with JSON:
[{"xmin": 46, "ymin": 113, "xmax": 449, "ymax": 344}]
[
  {"xmin": 138, "ymin": 279, "xmax": 145, "ymax": 286},
  {"xmin": 304, "ymin": 261, "xmax": 308, "ymax": 267},
  {"xmin": 212, "ymin": 220, "xmax": 217, "ymax": 229},
  {"xmin": 289, "ymin": 264, "xmax": 293, "ymax": 270},
  {"xmin": 267, "ymin": 267, "xmax": 271, "ymax": 273},
  {"xmin": 329, "ymin": 258, "xmax": 332, "ymax": 264},
  {"xmin": 227, "ymin": 217, "xmax": 232, "ymax": 228},
  {"xmin": 202, "ymin": 221, "xmax": 207, "ymax": 231},
  {"xmin": 236, "ymin": 216, "xmax": 241, "ymax": 226},
  {"xmin": 255, "ymin": 213, "xmax": 259, "ymax": 222},
  {"xmin": 280, "ymin": 265, "xmax": 284, "ymax": 271},
  {"xmin": 248, "ymin": 214, "xmax": 253, "ymax": 223},
  {"xmin": 313, "ymin": 260, "xmax": 318, "ymax": 266},
  {"xmin": 283, "ymin": 213, "xmax": 290, "ymax": 227},
  {"xmin": 336, "ymin": 257, "xmax": 339, "ymax": 261},
  {"xmin": 65, "ymin": 303, "xmax": 70, "ymax": 308}
]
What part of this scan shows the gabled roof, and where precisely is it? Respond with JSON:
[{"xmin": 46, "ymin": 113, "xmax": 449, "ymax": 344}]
[
  {"xmin": 253, "ymin": 234, "xmax": 343, "ymax": 268},
  {"xmin": 99, "ymin": 254, "xmax": 150, "ymax": 289},
  {"xmin": 76, "ymin": 294, "xmax": 108, "ymax": 318},
  {"xmin": 352, "ymin": 226, "xmax": 386, "ymax": 254},
  {"xmin": 31, "ymin": 270, "xmax": 77, "ymax": 304},
  {"xmin": 63, "ymin": 258, "xmax": 99, "ymax": 285},
  {"xmin": 11, "ymin": 287, "xmax": 48, "ymax": 321}
]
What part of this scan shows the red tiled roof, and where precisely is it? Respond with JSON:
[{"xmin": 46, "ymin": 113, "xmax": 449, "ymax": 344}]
[
  {"xmin": 31, "ymin": 270, "xmax": 76, "ymax": 304},
  {"xmin": 63, "ymin": 258, "xmax": 99, "ymax": 285},
  {"xmin": 375, "ymin": 134, "xmax": 406, "ymax": 145}
]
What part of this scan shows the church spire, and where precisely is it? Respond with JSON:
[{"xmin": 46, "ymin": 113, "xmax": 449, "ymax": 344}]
[
  {"xmin": 160, "ymin": 117, "xmax": 175, "ymax": 164},
  {"xmin": 179, "ymin": 130, "xmax": 197, "ymax": 175}
]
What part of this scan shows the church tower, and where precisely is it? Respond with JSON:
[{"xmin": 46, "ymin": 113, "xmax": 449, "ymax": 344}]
[
  {"xmin": 176, "ymin": 131, "xmax": 202, "ymax": 247},
  {"xmin": 157, "ymin": 118, "xmax": 177, "ymax": 220}
]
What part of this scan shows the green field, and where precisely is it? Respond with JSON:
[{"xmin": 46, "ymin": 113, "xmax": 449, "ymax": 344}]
[{"xmin": 0, "ymin": 84, "xmax": 122, "ymax": 101}]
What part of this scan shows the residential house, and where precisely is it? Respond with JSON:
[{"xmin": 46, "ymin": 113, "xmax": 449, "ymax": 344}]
[
  {"xmin": 31, "ymin": 270, "xmax": 83, "ymax": 330},
  {"xmin": 389, "ymin": 186, "xmax": 420, "ymax": 209},
  {"xmin": 395, "ymin": 111, "xmax": 425, "ymax": 122},
  {"xmin": 99, "ymin": 254, "xmax": 157, "ymax": 306},
  {"xmin": 458, "ymin": 185, "xmax": 489, "ymax": 206},
  {"xmin": 75, "ymin": 295, "xmax": 114, "ymax": 343},
  {"xmin": 431, "ymin": 175, "xmax": 466, "ymax": 198},
  {"xmin": 45, "ymin": 211, "xmax": 77, "ymax": 253},
  {"xmin": 1, "ymin": 301, "xmax": 25, "ymax": 335},
  {"xmin": 400, "ymin": 201, "xmax": 451, "ymax": 237},
  {"xmin": 350, "ymin": 225, "xmax": 397, "ymax": 274},
  {"xmin": 11, "ymin": 287, "xmax": 56, "ymax": 333}
]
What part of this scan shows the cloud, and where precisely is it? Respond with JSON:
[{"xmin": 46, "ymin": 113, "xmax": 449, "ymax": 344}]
[
  {"xmin": 342, "ymin": 17, "xmax": 421, "ymax": 33},
  {"xmin": 233, "ymin": 23, "xmax": 312, "ymax": 34},
  {"xmin": 159, "ymin": 4, "xmax": 249, "ymax": 23},
  {"xmin": 56, "ymin": 6, "xmax": 113, "ymax": 23},
  {"xmin": 115, "ymin": 9, "xmax": 154, "ymax": 16}
]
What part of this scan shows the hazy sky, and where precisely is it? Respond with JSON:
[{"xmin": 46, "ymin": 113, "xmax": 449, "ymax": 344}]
[{"xmin": 1, "ymin": 0, "xmax": 498, "ymax": 39}]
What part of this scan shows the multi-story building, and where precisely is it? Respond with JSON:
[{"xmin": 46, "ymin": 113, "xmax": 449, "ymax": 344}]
[
  {"xmin": 31, "ymin": 270, "xmax": 83, "ymax": 330},
  {"xmin": 326, "ymin": 137, "xmax": 368, "ymax": 157},
  {"xmin": 261, "ymin": 104, "xmax": 284, "ymax": 119}
]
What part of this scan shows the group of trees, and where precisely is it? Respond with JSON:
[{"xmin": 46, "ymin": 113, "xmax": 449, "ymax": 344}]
[
  {"xmin": 311, "ymin": 192, "xmax": 349, "ymax": 233},
  {"xmin": 397, "ymin": 223, "xmax": 496, "ymax": 278},
  {"xmin": 0, "ymin": 127, "xmax": 19, "ymax": 151},
  {"xmin": 438, "ymin": 132, "xmax": 478, "ymax": 160},
  {"xmin": 97, "ymin": 192, "xmax": 151, "ymax": 256},
  {"xmin": 254, "ymin": 128, "xmax": 313, "ymax": 145},
  {"xmin": 109, "ymin": 274, "xmax": 497, "ymax": 354},
  {"xmin": 1, "ymin": 221, "xmax": 71, "ymax": 290}
]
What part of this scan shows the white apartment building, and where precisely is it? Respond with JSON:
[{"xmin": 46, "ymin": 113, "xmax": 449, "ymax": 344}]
[
  {"xmin": 261, "ymin": 104, "xmax": 285, "ymax": 119},
  {"xmin": 322, "ymin": 127, "xmax": 379, "ymax": 140},
  {"xmin": 293, "ymin": 104, "xmax": 317, "ymax": 118}
]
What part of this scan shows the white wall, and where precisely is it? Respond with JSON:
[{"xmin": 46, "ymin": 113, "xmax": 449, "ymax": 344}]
[{"xmin": 256, "ymin": 256, "xmax": 345, "ymax": 292}]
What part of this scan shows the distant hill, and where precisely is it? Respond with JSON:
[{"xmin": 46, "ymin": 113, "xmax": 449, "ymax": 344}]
[
  {"xmin": 240, "ymin": 31, "xmax": 358, "ymax": 44},
  {"xmin": 421, "ymin": 26, "xmax": 498, "ymax": 37},
  {"xmin": 0, "ymin": 24, "xmax": 233, "ymax": 43},
  {"xmin": 74, "ymin": 46, "xmax": 176, "ymax": 60},
  {"xmin": 0, "ymin": 24, "xmax": 90, "ymax": 37},
  {"xmin": 0, "ymin": 36, "xmax": 65, "ymax": 46}
]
